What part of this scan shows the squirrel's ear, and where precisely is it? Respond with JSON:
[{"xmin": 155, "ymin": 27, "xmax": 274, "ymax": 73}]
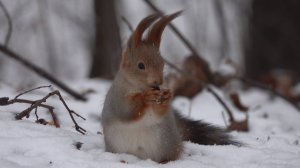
[
  {"xmin": 145, "ymin": 11, "xmax": 182, "ymax": 48},
  {"xmin": 129, "ymin": 14, "xmax": 160, "ymax": 49}
]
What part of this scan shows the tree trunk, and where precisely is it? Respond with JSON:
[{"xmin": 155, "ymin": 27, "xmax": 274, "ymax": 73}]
[
  {"xmin": 245, "ymin": 0, "xmax": 300, "ymax": 79},
  {"xmin": 90, "ymin": 0, "xmax": 121, "ymax": 79}
]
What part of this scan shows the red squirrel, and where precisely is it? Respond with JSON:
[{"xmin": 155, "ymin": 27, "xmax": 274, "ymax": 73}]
[{"xmin": 101, "ymin": 11, "xmax": 240, "ymax": 163}]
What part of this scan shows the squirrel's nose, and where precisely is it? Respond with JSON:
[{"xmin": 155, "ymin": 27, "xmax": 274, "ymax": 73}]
[{"xmin": 148, "ymin": 75, "xmax": 163, "ymax": 87}]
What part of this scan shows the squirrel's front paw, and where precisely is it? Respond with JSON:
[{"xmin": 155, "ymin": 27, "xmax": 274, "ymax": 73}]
[
  {"xmin": 160, "ymin": 89, "xmax": 172, "ymax": 104},
  {"xmin": 144, "ymin": 89, "xmax": 172, "ymax": 105},
  {"xmin": 144, "ymin": 89, "xmax": 162, "ymax": 103}
]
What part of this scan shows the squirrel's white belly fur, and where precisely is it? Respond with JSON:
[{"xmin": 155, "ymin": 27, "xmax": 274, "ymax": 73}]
[{"xmin": 105, "ymin": 107, "xmax": 164, "ymax": 161}]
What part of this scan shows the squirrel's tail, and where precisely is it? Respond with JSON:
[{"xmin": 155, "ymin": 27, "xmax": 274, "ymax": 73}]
[{"xmin": 174, "ymin": 111, "xmax": 241, "ymax": 146}]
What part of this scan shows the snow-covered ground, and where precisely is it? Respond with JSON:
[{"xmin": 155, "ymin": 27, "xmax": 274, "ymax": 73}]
[{"xmin": 0, "ymin": 79, "xmax": 300, "ymax": 168}]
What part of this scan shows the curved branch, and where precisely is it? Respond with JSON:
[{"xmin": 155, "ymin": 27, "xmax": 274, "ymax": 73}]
[
  {"xmin": 0, "ymin": 44, "xmax": 87, "ymax": 101},
  {"xmin": 0, "ymin": 0, "xmax": 12, "ymax": 46},
  {"xmin": 121, "ymin": 16, "xmax": 134, "ymax": 32}
]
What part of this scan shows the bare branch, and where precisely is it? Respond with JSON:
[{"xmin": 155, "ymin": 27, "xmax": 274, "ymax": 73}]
[
  {"xmin": 206, "ymin": 86, "xmax": 234, "ymax": 122},
  {"xmin": 47, "ymin": 107, "xmax": 60, "ymax": 128},
  {"xmin": 1, "ymin": 97, "xmax": 60, "ymax": 128},
  {"xmin": 34, "ymin": 106, "xmax": 39, "ymax": 120},
  {"xmin": 0, "ymin": 44, "xmax": 87, "ymax": 101},
  {"xmin": 121, "ymin": 16, "xmax": 134, "ymax": 32},
  {"xmin": 1, "ymin": 86, "xmax": 86, "ymax": 134},
  {"xmin": 6, "ymin": 98, "xmax": 53, "ymax": 109},
  {"xmin": 12, "ymin": 90, "xmax": 86, "ymax": 134},
  {"xmin": 53, "ymin": 90, "xmax": 86, "ymax": 134},
  {"xmin": 0, "ymin": 0, "xmax": 12, "ymax": 46},
  {"xmin": 14, "ymin": 91, "xmax": 56, "ymax": 119},
  {"xmin": 14, "ymin": 85, "xmax": 51, "ymax": 99}
]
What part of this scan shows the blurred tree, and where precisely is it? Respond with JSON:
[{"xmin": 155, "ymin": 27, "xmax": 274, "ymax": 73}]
[
  {"xmin": 246, "ymin": 0, "xmax": 300, "ymax": 79},
  {"xmin": 90, "ymin": 0, "xmax": 121, "ymax": 79},
  {"xmin": 212, "ymin": 0, "xmax": 229, "ymax": 59}
]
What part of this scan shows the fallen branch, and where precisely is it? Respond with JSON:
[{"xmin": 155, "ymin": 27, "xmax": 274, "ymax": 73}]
[
  {"xmin": 0, "ymin": 86, "xmax": 86, "ymax": 134},
  {"xmin": 0, "ymin": 45, "xmax": 87, "ymax": 101}
]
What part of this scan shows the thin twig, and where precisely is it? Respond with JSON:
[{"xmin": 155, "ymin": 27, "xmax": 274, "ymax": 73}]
[
  {"xmin": 121, "ymin": 16, "xmax": 134, "ymax": 32},
  {"xmin": 0, "ymin": 44, "xmax": 87, "ymax": 101},
  {"xmin": 206, "ymin": 86, "xmax": 234, "ymax": 122},
  {"xmin": 7, "ymin": 98, "xmax": 53, "ymax": 109},
  {"xmin": 48, "ymin": 108, "xmax": 59, "ymax": 128},
  {"xmin": 1, "ymin": 87, "xmax": 86, "ymax": 133},
  {"xmin": 15, "ymin": 91, "xmax": 58, "ymax": 119},
  {"xmin": 34, "ymin": 106, "xmax": 39, "ymax": 120},
  {"xmin": 0, "ymin": 0, "xmax": 12, "ymax": 46},
  {"xmin": 1, "ymin": 97, "xmax": 60, "ymax": 128},
  {"xmin": 14, "ymin": 85, "xmax": 51, "ymax": 99},
  {"xmin": 53, "ymin": 90, "xmax": 86, "ymax": 134},
  {"xmin": 221, "ymin": 111, "xmax": 228, "ymax": 127}
]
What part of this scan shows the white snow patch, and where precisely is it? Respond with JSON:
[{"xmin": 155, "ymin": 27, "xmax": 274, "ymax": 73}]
[{"xmin": 0, "ymin": 80, "xmax": 300, "ymax": 168}]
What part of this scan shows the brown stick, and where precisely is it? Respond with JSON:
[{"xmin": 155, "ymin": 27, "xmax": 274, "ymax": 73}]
[
  {"xmin": 14, "ymin": 85, "xmax": 52, "ymax": 99},
  {"xmin": 13, "ymin": 90, "xmax": 86, "ymax": 134},
  {"xmin": 53, "ymin": 90, "xmax": 86, "ymax": 133},
  {"xmin": 0, "ymin": 44, "xmax": 87, "ymax": 101},
  {"xmin": 1, "ymin": 97, "xmax": 60, "ymax": 128},
  {"xmin": 0, "ymin": 86, "xmax": 86, "ymax": 134}
]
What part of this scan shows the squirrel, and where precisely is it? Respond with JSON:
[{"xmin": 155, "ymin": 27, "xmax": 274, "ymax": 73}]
[{"xmin": 101, "ymin": 11, "xmax": 240, "ymax": 163}]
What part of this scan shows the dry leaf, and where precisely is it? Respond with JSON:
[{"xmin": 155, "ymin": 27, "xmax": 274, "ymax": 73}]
[
  {"xmin": 229, "ymin": 92, "xmax": 249, "ymax": 112},
  {"xmin": 227, "ymin": 118, "xmax": 249, "ymax": 132}
]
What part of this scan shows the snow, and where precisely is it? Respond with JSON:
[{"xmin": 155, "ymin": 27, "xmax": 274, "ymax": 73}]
[{"xmin": 0, "ymin": 80, "xmax": 300, "ymax": 168}]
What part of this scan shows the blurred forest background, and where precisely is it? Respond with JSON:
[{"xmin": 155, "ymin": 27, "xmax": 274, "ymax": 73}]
[{"xmin": 0, "ymin": 0, "xmax": 299, "ymax": 94}]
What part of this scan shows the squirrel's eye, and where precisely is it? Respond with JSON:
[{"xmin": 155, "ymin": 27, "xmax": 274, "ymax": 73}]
[{"xmin": 138, "ymin": 62, "xmax": 145, "ymax": 70}]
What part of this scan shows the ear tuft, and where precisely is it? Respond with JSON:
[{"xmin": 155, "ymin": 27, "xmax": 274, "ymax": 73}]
[
  {"xmin": 145, "ymin": 10, "xmax": 182, "ymax": 48},
  {"xmin": 130, "ymin": 14, "xmax": 160, "ymax": 48}
]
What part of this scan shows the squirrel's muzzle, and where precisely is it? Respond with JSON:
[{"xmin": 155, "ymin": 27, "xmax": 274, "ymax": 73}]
[{"xmin": 147, "ymin": 74, "xmax": 163, "ymax": 89}]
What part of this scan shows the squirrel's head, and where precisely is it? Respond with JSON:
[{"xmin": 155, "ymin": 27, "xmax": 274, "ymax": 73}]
[{"xmin": 121, "ymin": 11, "xmax": 182, "ymax": 90}]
